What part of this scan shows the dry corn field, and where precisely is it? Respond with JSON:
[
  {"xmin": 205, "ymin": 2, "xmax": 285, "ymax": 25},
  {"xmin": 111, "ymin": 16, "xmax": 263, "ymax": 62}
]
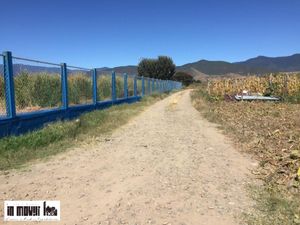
[{"xmin": 207, "ymin": 74, "xmax": 300, "ymax": 101}]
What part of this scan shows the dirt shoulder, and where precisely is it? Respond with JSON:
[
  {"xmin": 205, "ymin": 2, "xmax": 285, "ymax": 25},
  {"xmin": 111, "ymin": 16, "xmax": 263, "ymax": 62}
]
[
  {"xmin": 191, "ymin": 87, "xmax": 300, "ymax": 225},
  {"xmin": 0, "ymin": 90, "xmax": 255, "ymax": 225}
]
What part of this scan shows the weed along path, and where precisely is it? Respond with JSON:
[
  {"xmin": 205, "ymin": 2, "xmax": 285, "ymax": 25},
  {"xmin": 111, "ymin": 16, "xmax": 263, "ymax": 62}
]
[{"xmin": 0, "ymin": 90, "xmax": 255, "ymax": 225}]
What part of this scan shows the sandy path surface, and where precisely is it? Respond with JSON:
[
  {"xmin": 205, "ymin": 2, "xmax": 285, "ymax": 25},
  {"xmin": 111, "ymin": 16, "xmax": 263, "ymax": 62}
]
[{"xmin": 0, "ymin": 90, "xmax": 255, "ymax": 225}]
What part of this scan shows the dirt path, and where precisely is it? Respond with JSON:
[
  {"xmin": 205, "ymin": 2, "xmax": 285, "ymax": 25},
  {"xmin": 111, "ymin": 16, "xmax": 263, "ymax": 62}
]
[{"xmin": 0, "ymin": 90, "xmax": 256, "ymax": 225}]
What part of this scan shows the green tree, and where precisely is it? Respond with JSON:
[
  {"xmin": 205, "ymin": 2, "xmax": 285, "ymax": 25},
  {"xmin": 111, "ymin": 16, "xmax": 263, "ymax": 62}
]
[
  {"xmin": 172, "ymin": 71, "xmax": 194, "ymax": 86},
  {"xmin": 138, "ymin": 56, "xmax": 175, "ymax": 79}
]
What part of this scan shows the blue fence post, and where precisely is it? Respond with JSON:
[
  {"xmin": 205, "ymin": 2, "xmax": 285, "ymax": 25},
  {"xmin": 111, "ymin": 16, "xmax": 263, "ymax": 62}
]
[
  {"xmin": 142, "ymin": 76, "xmax": 145, "ymax": 97},
  {"xmin": 112, "ymin": 71, "xmax": 116, "ymax": 102},
  {"xmin": 61, "ymin": 63, "xmax": 68, "ymax": 110},
  {"xmin": 124, "ymin": 73, "xmax": 128, "ymax": 98},
  {"xmin": 134, "ymin": 76, "xmax": 137, "ymax": 97},
  {"xmin": 3, "ymin": 51, "xmax": 16, "ymax": 118},
  {"xmin": 92, "ymin": 68, "xmax": 98, "ymax": 105}
]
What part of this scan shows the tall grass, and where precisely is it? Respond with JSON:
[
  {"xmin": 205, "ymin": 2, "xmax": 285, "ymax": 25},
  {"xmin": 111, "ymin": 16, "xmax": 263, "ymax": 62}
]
[
  {"xmin": 116, "ymin": 75, "xmax": 125, "ymax": 98},
  {"xmin": 96, "ymin": 74, "xmax": 111, "ymax": 100},
  {"xmin": 128, "ymin": 76, "xmax": 134, "ymax": 96},
  {"xmin": 137, "ymin": 79, "xmax": 142, "ymax": 95},
  {"xmin": 0, "ymin": 72, "xmax": 135, "ymax": 114},
  {"xmin": 13, "ymin": 72, "xmax": 62, "ymax": 111},
  {"xmin": 0, "ymin": 75, "xmax": 6, "ymax": 116},
  {"xmin": 0, "ymin": 72, "xmax": 151, "ymax": 114},
  {"xmin": 68, "ymin": 73, "xmax": 93, "ymax": 105}
]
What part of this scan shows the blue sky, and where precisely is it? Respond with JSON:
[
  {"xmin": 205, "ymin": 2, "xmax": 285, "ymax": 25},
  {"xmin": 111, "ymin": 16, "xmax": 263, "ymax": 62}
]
[{"xmin": 1, "ymin": 0, "xmax": 300, "ymax": 68}]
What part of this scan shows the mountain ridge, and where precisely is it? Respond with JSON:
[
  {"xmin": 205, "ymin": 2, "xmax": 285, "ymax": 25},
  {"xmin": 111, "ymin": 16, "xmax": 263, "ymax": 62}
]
[
  {"xmin": 104, "ymin": 53, "xmax": 300, "ymax": 76},
  {"xmin": 1, "ymin": 53, "xmax": 299, "ymax": 77}
]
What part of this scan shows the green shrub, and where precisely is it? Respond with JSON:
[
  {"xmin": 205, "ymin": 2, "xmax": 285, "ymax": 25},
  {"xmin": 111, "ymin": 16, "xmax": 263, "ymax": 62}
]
[{"xmin": 172, "ymin": 71, "xmax": 194, "ymax": 86}]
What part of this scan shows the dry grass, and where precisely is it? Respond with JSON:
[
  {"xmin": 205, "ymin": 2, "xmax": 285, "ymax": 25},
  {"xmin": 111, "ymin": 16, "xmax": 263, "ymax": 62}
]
[{"xmin": 191, "ymin": 85, "xmax": 300, "ymax": 225}]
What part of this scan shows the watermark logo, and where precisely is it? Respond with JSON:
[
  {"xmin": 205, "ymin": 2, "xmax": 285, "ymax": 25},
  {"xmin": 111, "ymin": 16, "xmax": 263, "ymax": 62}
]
[{"xmin": 4, "ymin": 201, "xmax": 60, "ymax": 221}]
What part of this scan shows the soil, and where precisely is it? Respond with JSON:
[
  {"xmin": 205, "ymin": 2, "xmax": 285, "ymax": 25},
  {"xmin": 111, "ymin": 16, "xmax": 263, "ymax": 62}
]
[{"xmin": 0, "ymin": 90, "xmax": 256, "ymax": 225}]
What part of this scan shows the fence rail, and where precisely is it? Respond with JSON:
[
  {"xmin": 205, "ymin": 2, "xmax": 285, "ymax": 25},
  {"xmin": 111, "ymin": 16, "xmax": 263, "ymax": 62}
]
[{"xmin": 0, "ymin": 51, "xmax": 182, "ymax": 137}]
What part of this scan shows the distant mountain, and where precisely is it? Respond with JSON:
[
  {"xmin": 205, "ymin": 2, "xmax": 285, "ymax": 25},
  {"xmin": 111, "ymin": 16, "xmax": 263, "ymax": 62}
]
[
  {"xmin": 1, "ymin": 54, "xmax": 299, "ymax": 77},
  {"xmin": 177, "ymin": 60, "xmax": 263, "ymax": 75},
  {"xmin": 178, "ymin": 54, "xmax": 300, "ymax": 76},
  {"xmin": 236, "ymin": 54, "xmax": 300, "ymax": 72},
  {"xmin": 0, "ymin": 64, "xmax": 61, "ymax": 75},
  {"xmin": 97, "ymin": 65, "xmax": 137, "ymax": 75},
  {"xmin": 98, "ymin": 54, "xmax": 300, "ymax": 77}
]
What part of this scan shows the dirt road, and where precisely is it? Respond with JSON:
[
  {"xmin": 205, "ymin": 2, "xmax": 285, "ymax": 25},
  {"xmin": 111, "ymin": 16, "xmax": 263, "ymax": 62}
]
[{"xmin": 0, "ymin": 90, "xmax": 255, "ymax": 225}]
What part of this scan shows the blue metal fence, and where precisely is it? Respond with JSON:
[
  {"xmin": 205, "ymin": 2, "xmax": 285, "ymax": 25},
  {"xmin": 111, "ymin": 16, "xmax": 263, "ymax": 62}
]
[{"xmin": 0, "ymin": 51, "xmax": 182, "ymax": 138}]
